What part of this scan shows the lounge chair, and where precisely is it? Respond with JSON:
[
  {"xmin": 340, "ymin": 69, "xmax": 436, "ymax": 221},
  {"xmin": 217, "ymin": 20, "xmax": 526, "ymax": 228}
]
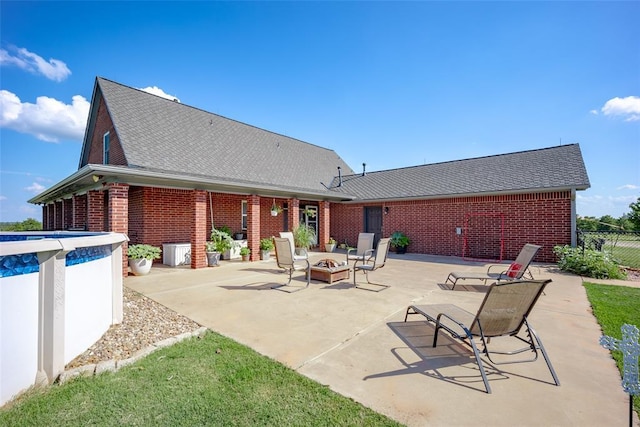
[
  {"xmin": 404, "ymin": 279, "xmax": 559, "ymax": 393},
  {"xmin": 445, "ymin": 243, "xmax": 541, "ymax": 289},
  {"xmin": 346, "ymin": 232, "xmax": 375, "ymax": 265},
  {"xmin": 279, "ymin": 231, "xmax": 308, "ymax": 261},
  {"xmin": 353, "ymin": 237, "xmax": 391, "ymax": 292},
  {"xmin": 272, "ymin": 237, "xmax": 310, "ymax": 292}
]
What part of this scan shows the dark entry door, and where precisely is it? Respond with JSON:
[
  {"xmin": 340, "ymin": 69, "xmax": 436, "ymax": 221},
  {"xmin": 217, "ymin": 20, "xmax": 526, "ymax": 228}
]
[{"xmin": 364, "ymin": 206, "xmax": 383, "ymax": 247}]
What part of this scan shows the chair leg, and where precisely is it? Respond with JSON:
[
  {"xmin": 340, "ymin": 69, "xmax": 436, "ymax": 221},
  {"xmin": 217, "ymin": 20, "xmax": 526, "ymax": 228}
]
[
  {"xmin": 354, "ymin": 268, "xmax": 389, "ymax": 292},
  {"xmin": 468, "ymin": 336, "xmax": 492, "ymax": 394},
  {"xmin": 526, "ymin": 320, "xmax": 560, "ymax": 386},
  {"xmin": 271, "ymin": 267, "xmax": 309, "ymax": 293}
]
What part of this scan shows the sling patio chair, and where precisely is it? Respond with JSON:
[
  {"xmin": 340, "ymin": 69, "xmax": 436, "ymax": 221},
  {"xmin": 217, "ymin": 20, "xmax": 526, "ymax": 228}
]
[
  {"xmin": 445, "ymin": 243, "xmax": 541, "ymax": 290},
  {"xmin": 279, "ymin": 231, "xmax": 308, "ymax": 261},
  {"xmin": 352, "ymin": 237, "xmax": 391, "ymax": 292},
  {"xmin": 346, "ymin": 232, "xmax": 375, "ymax": 265},
  {"xmin": 404, "ymin": 279, "xmax": 559, "ymax": 394},
  {"xmin": 272, "ymin": 237, "xmax": 310, "ymax": 293}
]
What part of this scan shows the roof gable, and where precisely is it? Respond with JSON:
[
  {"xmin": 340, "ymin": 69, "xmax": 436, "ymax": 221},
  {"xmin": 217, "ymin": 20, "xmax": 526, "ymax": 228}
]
[
  {"xmin": 89, "ymin": 77, "xmax": 354, "ymax": 195},
  {"xmin": 329, "ymin": 144, "xmax": 590, "ymax": 200}
]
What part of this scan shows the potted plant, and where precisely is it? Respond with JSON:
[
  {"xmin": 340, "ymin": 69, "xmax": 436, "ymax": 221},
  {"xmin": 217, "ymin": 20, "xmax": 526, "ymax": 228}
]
[
  {"xmin": 270, "ymin": 200, "xmax": 282, "ymax": 217},
  {"xmin": 240, "ymin": 246, "xmax": 251, "ymax": 261},
  {"xmin": 325, "ymin": 237, "xmax": 337, "ymax": 253},
  {"xmin": 127, "ymin": 244, "xmax": 161, "ymax": 276},
  {"xmin": 206, "ymin": 228, "xmax": 234, "ymax": 266},
  {"xmin": 390, "ymin": 231, "xmax": 410, "ymax": 254},
  {"xmin": 234, "ymin": 231, "xmax": 245, "ymax": 240},
  {"xmin": 292, "ymin": 224, "xmax": 316, "ymax": 256},
  {"xmin": 259, "ymin": 237, "xmax": 274, "ymax": 260}
]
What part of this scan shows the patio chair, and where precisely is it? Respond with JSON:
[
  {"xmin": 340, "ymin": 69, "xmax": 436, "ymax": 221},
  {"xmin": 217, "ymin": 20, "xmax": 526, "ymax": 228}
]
[
  {"xmin": 346, "ymin": 232, "xmax": 375, "ymax": 265},
  {"xmin": 445, "ymin": 244, "xmax": 541, "ymax": 289},
  {"xmin": 279, "ymin": 231, "xmax": 308, "ymax": 261},
  {"xmin": 272, "ymin": 237, "xmax": 310, "ymax": 293},
  {"xmin": 404, "ymin": 279, "xmax": 559, "ymax": 393},
  {"xmin": 352, "ymin": 238, "xmax": 391, "ymax": 292}
]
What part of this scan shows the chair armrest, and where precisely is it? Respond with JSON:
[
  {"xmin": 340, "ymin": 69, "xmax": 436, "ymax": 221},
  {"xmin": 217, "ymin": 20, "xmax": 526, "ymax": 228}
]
[
  {"xmin": 363, "ymin": 248, "xmax": 374, "ymax": 261},
  {"xmin": 486, "ymin": 264, "xmax": 504, "ymax": 274}
]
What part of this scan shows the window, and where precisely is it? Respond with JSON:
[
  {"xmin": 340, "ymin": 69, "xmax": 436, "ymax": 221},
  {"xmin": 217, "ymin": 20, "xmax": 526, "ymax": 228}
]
[
  {"xmin": 103, "ymin": 132, "xmax": 110, "ymax": 164},
  {"xmin": 241, "ymin": 200, "xmax": 247, "ymax": 230}
]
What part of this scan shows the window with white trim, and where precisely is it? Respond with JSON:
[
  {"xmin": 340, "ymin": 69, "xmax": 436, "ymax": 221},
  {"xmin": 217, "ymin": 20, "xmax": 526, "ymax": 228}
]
[
  {"xmin": 241, "ymin": 200, "xmax": 248, "ymax": 230},
  {"xmin": 103, "ymin": 132, "xmax": 110, "ymax": 164}
]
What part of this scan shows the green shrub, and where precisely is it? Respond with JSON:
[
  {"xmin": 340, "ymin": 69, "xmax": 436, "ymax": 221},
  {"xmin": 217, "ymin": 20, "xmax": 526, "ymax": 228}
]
[
  {"xmin": 127, "ymin": 244, "xmax": 161, "ymax": 260},
  {"xmin": 553, "ymin": 245, "xmax": 627, "ymax": 279}
]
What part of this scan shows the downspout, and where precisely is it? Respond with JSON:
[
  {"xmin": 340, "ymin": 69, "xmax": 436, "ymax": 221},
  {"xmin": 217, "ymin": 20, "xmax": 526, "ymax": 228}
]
[{"xmin": 570, "ymin": 188, "xmax": 577, "ymax": 247}]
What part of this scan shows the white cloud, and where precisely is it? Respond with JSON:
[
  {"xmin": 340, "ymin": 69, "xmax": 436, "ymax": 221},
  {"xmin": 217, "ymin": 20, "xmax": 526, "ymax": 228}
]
[
  {"xmin": 0, "ymin": 195, "xmax": 6, "ymax": 201},
  {"xmin": 25, "ymin": 182, "xmax": 46, "ymax": 194},
  {"xmin": 0, "ymin": 46, "xmax": 71, "ymax": 82},
  {"xmin": 617, "ymin": 184, "xmax": 639, "ymax": 190},
  {"xmin": 589, "ymin": 109, "xmax": 599, "ymax": 115},
  {"xmin": 0, "ymin": 89, "xmax": 89, "ymax": 142},
  {"xmin": 599, "ymin": 96, "xmax": 640, "ymax": 122},
  {"xmin": 138, "ymin": 86, "xmax": 180, "ymax": 102}
]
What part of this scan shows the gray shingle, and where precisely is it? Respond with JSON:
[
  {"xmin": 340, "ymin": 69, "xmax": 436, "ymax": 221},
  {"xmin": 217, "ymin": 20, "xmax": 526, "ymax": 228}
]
[
  {"xmin": 328, "ymin": 144, "xmax": 590, "ymax": 200},
  {"xmin": 97, "ymin": 77, "xmax": 354, "ymax": 195}
]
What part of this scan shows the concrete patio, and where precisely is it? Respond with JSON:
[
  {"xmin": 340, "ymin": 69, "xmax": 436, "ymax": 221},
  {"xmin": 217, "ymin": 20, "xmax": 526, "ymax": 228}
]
[{"xmin": 125, "ymin": 251, "xmax": 638, "ymax": 426}]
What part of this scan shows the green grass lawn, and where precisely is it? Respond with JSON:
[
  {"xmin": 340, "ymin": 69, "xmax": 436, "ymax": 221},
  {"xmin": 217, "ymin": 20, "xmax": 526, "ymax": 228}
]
[
  {"xmin": 583, "ymin": 282, "xmax": 640, "ymax": 417},
  {"xmin": 0, "ymin": 331, "xmax": 402, "ymax": 426}
]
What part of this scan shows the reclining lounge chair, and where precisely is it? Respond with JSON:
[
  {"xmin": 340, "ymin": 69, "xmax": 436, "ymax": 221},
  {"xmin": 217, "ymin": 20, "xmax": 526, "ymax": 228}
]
[
  {"xmin": 404, "ymin": 279, "xmax": 560, "ymax": 393},
  {"xmin": 445, "ymin": 243, "xmax": 541, "ymax": 289}
]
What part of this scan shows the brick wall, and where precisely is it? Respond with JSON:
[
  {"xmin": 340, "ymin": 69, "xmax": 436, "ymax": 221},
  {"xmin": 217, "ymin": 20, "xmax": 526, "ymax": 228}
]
[
  {"xmin": 330, "ymin": 191, "xmax": 572, "ymax": 263},
  {"xmin": 85, "ymin": 96, "xmax": 126, "ymax": 166}
]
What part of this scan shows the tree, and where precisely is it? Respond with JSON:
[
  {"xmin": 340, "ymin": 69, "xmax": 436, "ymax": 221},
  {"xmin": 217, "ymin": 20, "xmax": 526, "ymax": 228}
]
[
  {"xmin": 629, "ymin": 197, "xmax": 640, "ymax": 230},
  {"xmin": 0, "ymin": 218, "xmax": 42, "ymax": 231}
]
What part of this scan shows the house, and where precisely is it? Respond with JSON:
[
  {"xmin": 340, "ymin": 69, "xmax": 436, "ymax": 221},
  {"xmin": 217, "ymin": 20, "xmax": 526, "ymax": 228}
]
[{"xmin": 29, "ymin": 77, "xmax": 590, "ymax": 274}]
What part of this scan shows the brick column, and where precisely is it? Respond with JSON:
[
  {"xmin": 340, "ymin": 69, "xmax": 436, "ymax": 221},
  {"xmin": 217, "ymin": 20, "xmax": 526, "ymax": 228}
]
[
  {"xmin": 54, "ymin": 201, "xmax": 63, "ymax": 230},
  {"xmin": 319, "ymin": 200, "xmax": 331, "ymax": 248},
  {"xmin": 107, "ymin": 183, "xmax": 129, "ymax": 277},
  {"xmin": 247, "ymin": 195, "xmax": 261, "ymax": 261},
  {"xmin": 288, "ymin": 198, "xmax": 300, "ymax": 231},
  {"xmin": 86, "ymin": 190, "xmax": 104, "ymax": 232},
  {"xmin": 191, "ymin": 189, "xmax": 207, "ymax": 269},
  {"xmin": 42, "ymin": 205, "xmax": 49, "ymax": 231},
  {"xmin": 73, "ymin": 194, "xmax": 87, "ymax": 230}
]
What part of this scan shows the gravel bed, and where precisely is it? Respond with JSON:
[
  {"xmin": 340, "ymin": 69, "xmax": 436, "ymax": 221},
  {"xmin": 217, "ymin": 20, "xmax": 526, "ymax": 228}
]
[{"xmin": 65, "ymin": 287, "xmax": 202, "ymax": 369}]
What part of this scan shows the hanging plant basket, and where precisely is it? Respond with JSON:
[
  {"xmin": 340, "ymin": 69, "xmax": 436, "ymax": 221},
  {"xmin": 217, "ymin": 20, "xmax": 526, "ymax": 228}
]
[{"xmin": 270, "ymin": 199, "xmax": 282, "ymax": 216}]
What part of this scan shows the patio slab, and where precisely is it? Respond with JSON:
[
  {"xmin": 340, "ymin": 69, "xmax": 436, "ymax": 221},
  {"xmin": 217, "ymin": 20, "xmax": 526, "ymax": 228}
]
[{"xmin": 125, "ymin": 252, "xmax": 639, "ymax": 427}]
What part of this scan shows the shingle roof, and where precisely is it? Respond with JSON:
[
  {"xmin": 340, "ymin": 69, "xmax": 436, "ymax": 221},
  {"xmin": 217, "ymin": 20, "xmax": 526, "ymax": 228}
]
[
  {"xmin": 328, "ymin": 144, "xmax": 590, "ymax": 201},
  {"xmin": 92, "ymin": 77, "xmax": 354, "ymax": 196}
]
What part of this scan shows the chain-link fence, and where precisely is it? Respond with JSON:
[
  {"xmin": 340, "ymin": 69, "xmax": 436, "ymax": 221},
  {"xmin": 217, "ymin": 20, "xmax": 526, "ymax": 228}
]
[{"xmin": 577, "ymin": 230, "xmax": 640, "ymax": 269}]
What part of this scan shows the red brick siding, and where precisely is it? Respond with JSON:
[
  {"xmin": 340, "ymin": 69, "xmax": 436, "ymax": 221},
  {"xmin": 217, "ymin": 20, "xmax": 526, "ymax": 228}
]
[
  {"xmin": 85, "ymin": 96, "xmax": 126, "ymax": 166},
  {"xmin": 73, "ymin": 194, "xmax": 87, "ymax": 230},
  {"xmin": 331, "ymin": 191, "xmax": 572, "ymax": 263},
  {"xmin": 128, "ymin": 187, "xmax": 195, "ymax": 246},
  {"xmin": 86, "ymin": 190, "xmax": 104, "ymax": 232},
  {"xmin": 191, "ymin": 190, "xmax": 207, "ymax": 268}
]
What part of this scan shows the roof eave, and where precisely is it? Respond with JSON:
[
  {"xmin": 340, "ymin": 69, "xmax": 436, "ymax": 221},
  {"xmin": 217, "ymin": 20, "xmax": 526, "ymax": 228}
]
[
  {"xmin": 28, "ymin": 165, "xmax": 355, "ymax": 204},
  {"xmin": 340, "ymin": 185, "xmax": 591, "ymax": 204}
]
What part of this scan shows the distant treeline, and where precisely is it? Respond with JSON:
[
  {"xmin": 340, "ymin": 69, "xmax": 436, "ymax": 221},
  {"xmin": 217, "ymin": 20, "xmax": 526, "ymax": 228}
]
[
  {"xmin": 0, "ymin": 218, "xmax": 43, "ymax": 231},
  {"xmin": 578, "ymin": 197, "xmax": 640, "ymax": 232}
]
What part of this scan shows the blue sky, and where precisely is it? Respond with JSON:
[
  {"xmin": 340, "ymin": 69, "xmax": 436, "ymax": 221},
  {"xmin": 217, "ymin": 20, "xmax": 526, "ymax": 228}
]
[{"xmin": 1, "ymin": 1, "xmax": 638, "ymax": 223}]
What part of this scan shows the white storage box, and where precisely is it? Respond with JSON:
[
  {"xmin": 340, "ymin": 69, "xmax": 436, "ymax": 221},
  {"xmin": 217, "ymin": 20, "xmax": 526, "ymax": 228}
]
[{"xmin": 163, "ymin": 243, "xmax": 191, "ymax": 266}]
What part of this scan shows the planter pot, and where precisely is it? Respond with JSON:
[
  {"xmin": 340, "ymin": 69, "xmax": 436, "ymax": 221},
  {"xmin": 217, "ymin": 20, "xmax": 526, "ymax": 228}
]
[
  {"xmin": 271, "ymin": 210, "xmax": 278, "ymax": 216},
  {"xmin": 395, "ymin": 246, "xmax": 407, "ymax": 254},
  {"xmin": 206, "ymin": 251, "xmax": 221, "ymax": 267},
  {"xmin": 260, "ymin": 250, "xmax": 271, "ymax": 260},
  {"xmin": 129, "ymin": 258, "xmax": 152, "ymax": 276},
  {"xmin": 242, "ymin": 255, "xmax": 250, "ymax": 261},
  {"xmin": 325, "ymin": 243, "xmax": 336, "ymax": 253},
  {"xmin": 235, "ymin": 233, "xmax": 244, "ymax": 240}
]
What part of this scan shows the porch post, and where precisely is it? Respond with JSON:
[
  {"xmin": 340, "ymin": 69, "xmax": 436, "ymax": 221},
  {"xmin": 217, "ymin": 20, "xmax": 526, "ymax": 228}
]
[
  {"xmin": 191, "ymin": 189, "xmax": 207, "ymax": 269},
  {"xmin": 247, "ymin": 195, "xmax": 261, "ymax": 261},
  {"xmin": 319, "ymin": 201, "xmax": 331, "ymax": 248},
  {"xmin": 107, "ymin": 183, "xmax": 129, "ymax": 277},
  {"xmin": 289, "ymin": 198, "xmax": 300, "ymax": 231}
]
